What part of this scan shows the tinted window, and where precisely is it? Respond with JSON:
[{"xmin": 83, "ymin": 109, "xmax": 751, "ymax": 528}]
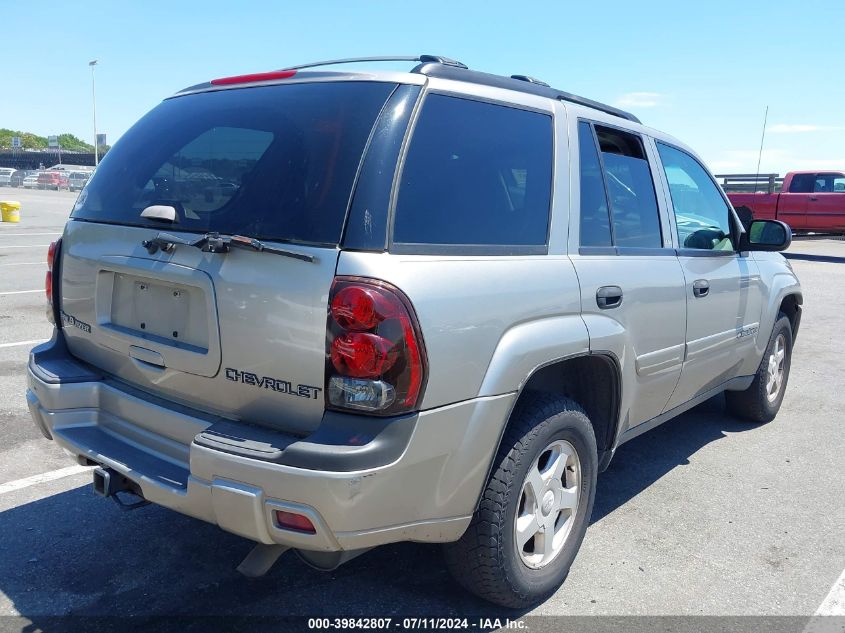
[
  {"xmin": 813, "ymin": 173, "xmax": 845, "ymax": 193},
  {"xmin": 72, "ymin": 82, "xmax": 397, "ymax": 245},
  {"xmin": 788, "ymin": 173, "xmax": 815, "ymax": 193},
  {"xmin": 343, "ymin": 85, "xmax": 420, "ymax": 250},
  {"xmin": 656, "ymin": 142, "xmax": 734, "ymax": 251},
  {"xmin": 595, "ymin": 126, "xmax": 661, "ymax": 248},
  {"xmin": 392, "ymin": 95, "xmax": 552, "ymax": 248},
  {"xmin": 578, "ymin": 121, "xmax": 612, "ymax": 246}
]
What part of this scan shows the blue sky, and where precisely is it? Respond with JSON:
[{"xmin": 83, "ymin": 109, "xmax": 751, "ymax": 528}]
[{"xmin": 3, "ymin": 0, "xmax": 843, "ymax": 175}]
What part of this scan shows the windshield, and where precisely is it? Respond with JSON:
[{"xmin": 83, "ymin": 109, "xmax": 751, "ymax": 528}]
[{"xmin": 72, "ymin": 81, "xmax": 398, "ymax": 245}]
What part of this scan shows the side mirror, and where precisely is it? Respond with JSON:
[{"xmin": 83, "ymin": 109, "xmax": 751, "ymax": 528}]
[{"xmin": 740, "ymin": 219, "xmax": 792, "ymax": 252}]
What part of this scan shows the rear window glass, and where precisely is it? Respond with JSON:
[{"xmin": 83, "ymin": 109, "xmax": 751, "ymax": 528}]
[
  {"xmin": 788, "ymin": 174, "xmax": 815, "ymax": 193},
  {"xmin": 72, "ymin": 82, "xmax": 397, "ymax": 245},
  {"xmin": 392, "ymin": 94, "xmax": 552, "ymax": 249}
]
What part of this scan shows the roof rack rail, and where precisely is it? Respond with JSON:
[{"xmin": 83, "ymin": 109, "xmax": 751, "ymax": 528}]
[
  {"xmin": 413, "ymin": 63, "xmax": 641, "ymax": 124},
  {"xmin": 510, "ymin": 75, "xmax": 550, "ymax": 87},
  {"xmin": 195, "ymin": 54, "xmax": 638, "ymax": 123},
  {"xmin": 280, "ymin": 55, "xmax": 467, "ymax": 71}
]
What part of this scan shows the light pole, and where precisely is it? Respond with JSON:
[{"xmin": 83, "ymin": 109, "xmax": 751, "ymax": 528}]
[{"xmin": 89, "ymin": 60, "xmax": 98, "ymax": 166}]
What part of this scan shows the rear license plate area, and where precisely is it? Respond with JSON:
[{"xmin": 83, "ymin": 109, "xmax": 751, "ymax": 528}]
[{"xmin": 107, "ymin": 273, "xmax": 207, "ymax": 350}]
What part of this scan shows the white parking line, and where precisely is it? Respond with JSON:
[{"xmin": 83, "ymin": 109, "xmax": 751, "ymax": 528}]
[
  {"xmin": 0, "ymin": 289, "xmax": 42, "ymax": 296},
  {"xmin": 0, "ymin": 465, "xmax": 92, "ymax": 495},
  {"xmin": 0, "ymin": 339, "xmax": 46, "ymax": 349},
  {"xmin": 815, "ymin": 567, "xmax": 845, "ymax": 616},
  {"xmin": 0, "ymin": 262, "xmax": 44, "ymax": 267},
  {"xmin": 0, "ymin": 244, "xmax": 50, "ymax": 249}
]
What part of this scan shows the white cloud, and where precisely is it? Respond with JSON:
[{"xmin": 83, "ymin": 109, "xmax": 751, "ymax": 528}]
[
  {"xmin": 705, "ymin": 148, "xmax": 845, "ymax": 176},
  {"xmin": 790, "ymin": 158, "xmax": 845, "ymax": 171},
  {"xmin": 768, "ymin": 124, "xmax": 845, "ymax": 133},
  {"xmin": 614, "ymin": 92, "xmax": 667, "ymax": 108},
  {"xmin": 705, "ymin": 148, "xmax": 791, "ymax": 175}
]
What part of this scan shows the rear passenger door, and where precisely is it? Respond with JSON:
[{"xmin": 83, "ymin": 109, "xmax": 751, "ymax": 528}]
[
  {"xmin": 653, "ymin": 142, "xmax": 764, "ymax": 410},
  {"xmin": 569, "ymin": 119, "xmax": 687, "ymax": 429}
]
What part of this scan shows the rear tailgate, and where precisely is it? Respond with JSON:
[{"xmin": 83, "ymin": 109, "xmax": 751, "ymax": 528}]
[
  {"xmin": 61, "ymin": 79, "xmax": 399, "ymax": 434},
  {"xmin": 60, "ymin": 221, "xmax": 335, "ymax": 434}
]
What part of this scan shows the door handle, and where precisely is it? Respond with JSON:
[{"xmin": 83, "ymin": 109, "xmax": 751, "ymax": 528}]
[
  {"xmin": 809, "ymin": 196, "xmax": 819, "ymax": 201},
  {"xmin": 129, "ymin": 345, "xmax": 166, "ymax": 367},
  {"xmin": 693, "ymin": 279, "xmax": 710, "ymax": 298},
  {"xmin": 596, "ymin": 286, "xmax": 623, "ymax": 309}
]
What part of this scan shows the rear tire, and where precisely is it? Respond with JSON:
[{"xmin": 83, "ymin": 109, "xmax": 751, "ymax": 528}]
[
  {"xmin": 725, "ymin": 314, "xmax": 793, "ymax": 423},
  {"xmin": 444, "ymin": 394, "xmax": 597, "ymax": 608}
]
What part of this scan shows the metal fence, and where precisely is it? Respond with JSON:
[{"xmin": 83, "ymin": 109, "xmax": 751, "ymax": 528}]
[
  {"xmin": 715, "ymin": 173, "xmax": 783, "ymax": 194},
  {"xmin": 0, "ymin": 151, "xmax": 100, "ymax": 171}
]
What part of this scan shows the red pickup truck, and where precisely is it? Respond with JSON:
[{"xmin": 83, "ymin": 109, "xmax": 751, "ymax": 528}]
[{"xmin": 721, "ymin": 171, "xmax": 845, "ymax": 233}]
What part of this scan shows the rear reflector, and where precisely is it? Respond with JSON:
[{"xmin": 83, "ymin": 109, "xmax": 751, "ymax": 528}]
[
  {"xmin": 210, "ymin": 69, "xmax": 297, "ymax": 86},
  {"xmin": 274, "ymin": 510, "xmax": 316, "ymax": 534}
]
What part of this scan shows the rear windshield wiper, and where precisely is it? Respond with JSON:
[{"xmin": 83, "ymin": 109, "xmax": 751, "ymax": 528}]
[{"xmin": 142, "ymin": 232, "xmax": 315, "ymax": 263}]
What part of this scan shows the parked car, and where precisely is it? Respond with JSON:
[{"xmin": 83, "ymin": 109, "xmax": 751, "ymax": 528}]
[
  {"xmin": 22, "ymin": 173, "xmax": 40, "ymax": 189},
  {"xmin": 722, "ymin": 171, "xmax": 845, "ymax": 233},
  {"xmin": 27, "ymin": 55, "xmax": 802, "ymax": 608},
  {"xmin": 68, "ymin": 171, "xmax": 91, "ymax": 192},
  {"xmin": 0, "ymin": 167, "xmax": 15, "ymax": 186},
  {"xmin": 37, "ymin": 171, "xmax": 69, "ymax": 190},
  {"xmin": 9, "ymin": 169, "xmax": 35, "ymax": 187}
]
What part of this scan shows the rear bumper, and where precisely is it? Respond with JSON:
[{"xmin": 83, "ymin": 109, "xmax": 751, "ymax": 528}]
[{"xmin": 26, "ymin": 334, "xmax": 514, "ymax": 552}]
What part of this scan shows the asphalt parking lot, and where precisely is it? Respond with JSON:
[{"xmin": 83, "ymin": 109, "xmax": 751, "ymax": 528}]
[{"xmin": 0, "ymin": 188, "xmax": 843, "ymax": 629}]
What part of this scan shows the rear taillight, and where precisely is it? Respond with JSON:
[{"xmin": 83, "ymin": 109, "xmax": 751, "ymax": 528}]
[
  {"xmin": 326, "ymin": 277, "xmax": 427, "ymax": 415},
  {"xmin": 46, "ymin": 239, "xmax": 60, "ymax": 322}
]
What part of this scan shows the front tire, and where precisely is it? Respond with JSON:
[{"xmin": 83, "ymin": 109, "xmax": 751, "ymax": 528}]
[
  {"xmin": 726, "ymin": 314, "xmax": 793, "ymax": 423},
  {"xmin": 444, "ymin": 394, "xmax": 597, "ymax": 608}
]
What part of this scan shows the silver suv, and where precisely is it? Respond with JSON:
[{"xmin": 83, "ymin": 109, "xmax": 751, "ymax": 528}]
[{"xmin": 26, "ymin": 55, "xmax": 802, "ymax": 607}]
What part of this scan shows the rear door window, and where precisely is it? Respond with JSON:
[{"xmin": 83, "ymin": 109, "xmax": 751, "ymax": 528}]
[
  {"xmin": 391, "ymin": 94, "xmax": 553, "ymax": 252},
  {"xmin": 594, "ymin": 125, "xmax": 661, "ymax": 248},
  {"xmin": 72, "ymin": 81, "xmax": 397, "ymax": 245}
]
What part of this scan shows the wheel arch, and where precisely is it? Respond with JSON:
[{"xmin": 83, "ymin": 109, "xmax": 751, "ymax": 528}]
[
  {"xmin": 476, "ymin": 351, "xmax": 623, "ymax": 512},
  {"xmin": 778, "ymin": 292, "xmax": 802, "ymax": 341},
  {"xmin": 748, "ymin": 266, "xmax": 802, "ymax": 370}
]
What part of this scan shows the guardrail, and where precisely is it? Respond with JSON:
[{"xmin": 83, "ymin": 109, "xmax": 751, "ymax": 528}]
[{"xmin": 715, "ymin": 173, "xmax": 783, "ymax": 194}]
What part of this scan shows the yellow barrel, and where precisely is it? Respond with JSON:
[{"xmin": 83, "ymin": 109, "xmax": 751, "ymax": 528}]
[{"xmin": 0, "ymin": 200, "xmax": 21, "ymax": 223}]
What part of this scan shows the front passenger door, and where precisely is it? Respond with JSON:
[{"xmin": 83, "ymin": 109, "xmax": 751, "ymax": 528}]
[{"xmin": 654, "ymin": 142, "xmax": 764, "ymax": 410}]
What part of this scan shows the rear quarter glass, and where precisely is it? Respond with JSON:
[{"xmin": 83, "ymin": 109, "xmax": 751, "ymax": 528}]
[
  {"xmin": 72, "ymin": 81, "xmax": 398, "ymax": 245},
  {"xmin": 391, "ymin": 94, "xmax": 553, "ymax": 249}
]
